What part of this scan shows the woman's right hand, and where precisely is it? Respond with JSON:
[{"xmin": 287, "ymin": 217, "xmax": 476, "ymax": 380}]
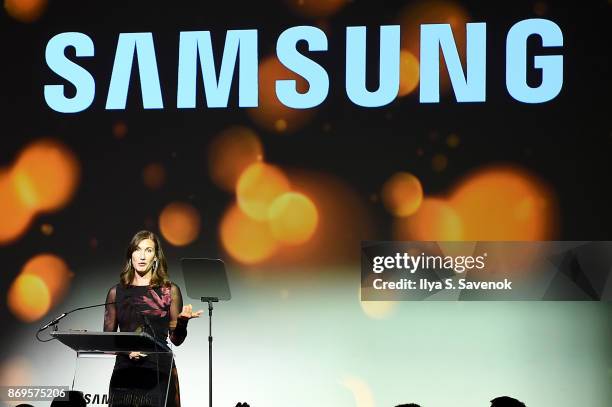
[{"xmin": 129, "ymin": 351, "xmax": 147, "ymax": 360}]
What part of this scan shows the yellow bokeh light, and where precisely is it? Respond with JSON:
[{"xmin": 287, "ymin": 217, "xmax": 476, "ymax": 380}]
[
  {"xmin": 4, "ymin": 0, "xmax": 47, "ymax": 23},
  {"xmin": 220, "ymin": 204, "xmax": 278, "ymax": 265},
  {"xmin": 398, "ymin": 50, "xmax": 420, "ymax": 97},
  {"xmin": 447, "ymin": 133, "xmax": 460, "ymax": 148},
  {"xmin": 394, "ymin": 197, "xmax": 463, "ymax": 241},
  {"xmin": 142, "ymin": 163, "xmax": 166, "ymax": 190},
  {"xmin": 7, "ymin": 274, "xmax": 51, "ymax": 323},
  {"xmin": 21, "ymin": 253, "xmax": 72, "ymax": 307},
  {"xmin": 0, "ymin": 171, "xmax": 33, "ymax": 245},
  {"xmin": 208, "ymin": 126, "xmax": 264, "ymax": 191},
  {"xmin": 359, "ymin": 279, "xmax": 398, "ymax": 320},
  {"xmin": 40, "ymin": 223, "xmax": 54, "ymax": 236},
  {"xmin": 268, "ymin": 192, "xmax": 319, "ymax": 245},
  {"xmin": 237, "ymin": 162, "xmax": 291, "ymax": 221},
  {"xmin": 360, "ymin": 300, "xmax": 397, "ymax": 320},
  {"xmin": 247, "ymin": 56, "xmax": 315, "ymax": 134},
  {"xmin": 11, "ymin": 169, "xmax": 37, "ymax": 208},
  {"xmin": 359, "ymin": 285, "xmax": 397, "ymax": 320},
  {"xmin": 13, "ymin": 139, "xmax": 80, "ymax": 212},
  {"xmin": 341, "ymin": 376, "xmax": 376, "ymax": 407},
  {"xmin": 381, "ymin": 172, "xmax": 423, "ymax": 217},
  {"xmin": 159, "ymin": 202, "xmax": 201, "ymax": 246},
  {"xmin": 450, "ymin": 166, "xmax": 556, "ymax": 240},
  {"xmin": 274, "ymin": 119, "xmax": 288, "ymax": 132},
  {"xmin": 432, "ymin": 154, "xmax": 448, "ymax": 172}
]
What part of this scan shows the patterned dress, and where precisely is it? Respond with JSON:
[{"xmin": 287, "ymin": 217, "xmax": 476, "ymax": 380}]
[{"xmin": 104, "ymin": 283, "xmax": 188, "ymax": 407}]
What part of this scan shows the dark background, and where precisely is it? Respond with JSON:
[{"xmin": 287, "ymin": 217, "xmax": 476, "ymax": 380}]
[{"xmin": 1, "ymin": 0, "xmax": 611, "ymax": 322}]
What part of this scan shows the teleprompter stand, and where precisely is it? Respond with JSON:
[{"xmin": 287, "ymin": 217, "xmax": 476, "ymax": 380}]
[{"xmin": 181, "ymin": 258, "xmax": 231, "ymax": 407}]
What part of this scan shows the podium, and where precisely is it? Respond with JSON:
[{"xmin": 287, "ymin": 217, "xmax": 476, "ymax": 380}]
[{"xmin": 51, "ymin": 331, "xmax": 174, "ymax": 407}]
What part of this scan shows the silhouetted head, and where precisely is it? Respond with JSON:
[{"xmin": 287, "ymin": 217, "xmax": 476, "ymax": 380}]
[
  {"xmin": 50, "ymin": 391, "xmax": 86, "ymax": 407},
  {"xmin": 395, "ymin": 404, "xmax": 421, "ymax": 407},
  {"xmin": 491, "ymin": 396, "xmax": 526, "ymax": 407}
]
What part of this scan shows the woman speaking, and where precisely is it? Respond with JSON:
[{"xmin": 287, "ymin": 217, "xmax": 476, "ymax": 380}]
[{"xmin": 103, "ymin": 230, "xmax": 203, "ymax": 407}]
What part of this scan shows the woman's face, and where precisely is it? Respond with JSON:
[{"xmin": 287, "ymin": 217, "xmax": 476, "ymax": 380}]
[{"xmin": 131, "ymin": 238, "xmax": 156, "ymax": 274}]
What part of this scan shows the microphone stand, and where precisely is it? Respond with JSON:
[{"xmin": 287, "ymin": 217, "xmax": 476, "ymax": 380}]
[
  {"xmin": 36, "ymin": 301, "xmax": 116, "ymax": 342},
  {"xmin": 201, "ymin": 296, "xmax": 218, "ymax": 407}
]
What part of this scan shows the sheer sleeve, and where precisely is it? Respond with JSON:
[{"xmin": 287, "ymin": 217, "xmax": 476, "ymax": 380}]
[
  {"xmin": 169, "ymin": 283, "xmax": 188, "ymax": 346},
  {"xmin": 103, "ymin": 285, "xmax": 118, "ymax": 332}
]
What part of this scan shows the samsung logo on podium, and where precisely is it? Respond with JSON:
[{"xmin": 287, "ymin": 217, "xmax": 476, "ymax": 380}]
[
  {"xmin": 44, "ymin": 19, "xmax": 563, "ymax": 113},
  {"xmin": 82, "ymin": 393, "xmax": 108, "ymax": 405}
]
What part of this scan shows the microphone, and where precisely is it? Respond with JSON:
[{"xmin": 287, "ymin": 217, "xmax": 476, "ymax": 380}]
[
  {"xmin": 38, "ymin": 312, "xmax": 68, "ymax": 331},
  {"xmin": 38, "ymin": 301, "xmax": 117, "ymax": 332}
]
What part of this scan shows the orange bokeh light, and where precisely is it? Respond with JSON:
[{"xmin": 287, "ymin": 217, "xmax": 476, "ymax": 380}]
[
  {"xmin": 4, "ymin": 0, "xmax": 47, "ymax": 23},
  {"xmin": 40, "ymin": 223, "xmax": 54, "ymax": 235},
  {"xmin": 12, "ymin": 139, "xmax": 80, "ymax": 212},
  {"xmin": 159, "ymin": 202, "xmax": 201, "ymax": 246},
  {"xmin": 449, "ymin": 166, "xmax": 556, "ymax": 240},
  {"xmin": 269, "ymin": 170, "xmax": 375, "ymax": 266},
  {"xmin": 394, "ymin": 197, "xmax": 462, "ymax": 241},
  {"xmin": 0, "ymin": 356, "xmax": 32, "ymax": 386},
  {"xmin": 247, "ymin": 56, "xmax": 315, "ymax": 134},
  {"xmin": 268, "ymin": 192, "xmax": 319, "ymax": 245},
  {"xmin": 398, "ymin": 0, "xmax": 470, "ymax": 93},
  {"xmin": 208, "ymin": 126, "xmax": 264, "ymax": 191},
  {"xmin": 0, "ymin": 171, "xmax": 33, "ymax": 245},
  {"xmin": 142, "ymin": 163, "xmax": 166, "ymax": 190},
  {"xmin": 7, "ymin": 274, "xmax": 51, "ymax": 323},
  {"xmin": 0, "ymin": 139, "xmax": 79, "ymax": 245},
  {"xmin": 284, "ymin": 0, "xmax": 348, "ymax": 19},
  {"xmin": 112, "ymin": 121, "xmax": 128, "ymax": 139},
  {"xmin": 381, "ymin": 172, "xmax": 423, "ymax": 217},
  {"xmin": 220, "ymin": 204, "xmax": 278, "ymax": 265},
  {"xmin": 398, "ymin": 50, "xmax": 420, "ymax": 97},
  {"xmin": 236, "ymin": 162, "xmax": 291, "ymax": 221},
  {"xmin": 21, "ymin": 254, "xmax": 72, "ymax": 307},
  {"xmin": 432, "ymin": 154, "xmax": 448, "ymax": 172}
]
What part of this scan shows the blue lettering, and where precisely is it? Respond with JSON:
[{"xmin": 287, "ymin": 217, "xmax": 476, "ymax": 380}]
[
  {"xmin": 44, "ymin": 32, "xmax": 95, "ymax": 113},
  {"xmin": 345, "ymin": 25, "xmax": 400, "ymax": 107},
  {"xmin": 106, "ymin": 33, "xmax": 163, "ymax": 110},
  {"xmin": 420, "ymin": 23, "xmax": 487, "ymax": 103},
  {"xmin": 506, "ymin": 18, "xmax": 563, "ymax": 103},
  {"xmin": 276, "ymin": 26, "xmax": 329, "ymax": 109},
  {"xmin": 177, "ymin": 30, "xmax": 258, "ymax": 108}
]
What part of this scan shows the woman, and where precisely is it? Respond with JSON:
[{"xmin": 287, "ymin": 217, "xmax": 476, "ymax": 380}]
[{"xmin": 104, "ymin": 230, "xmax": 203, "ymax": 407}]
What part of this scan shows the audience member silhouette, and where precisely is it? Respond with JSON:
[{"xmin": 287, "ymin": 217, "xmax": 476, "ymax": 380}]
[
  {"xmin": 395, "ymin": 404, "xmax": 421, "ymax": 407},
  {"xmin": 490, "ymin": 396, "xmax": 526, "ymax": 407},
  {"xmin": 50, "ymin": 391, "xmax": 86, "ymax": 407}
]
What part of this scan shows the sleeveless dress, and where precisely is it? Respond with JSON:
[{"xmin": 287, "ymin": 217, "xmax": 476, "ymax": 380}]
[{"xmin": 104, "ymin": 283, "xmax": 188, "ymax": 407}]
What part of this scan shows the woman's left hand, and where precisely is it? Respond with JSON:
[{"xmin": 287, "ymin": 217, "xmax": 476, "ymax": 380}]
[{"xmin": 178, "ymin": 304, "xmax": 204, "ymax": 320}]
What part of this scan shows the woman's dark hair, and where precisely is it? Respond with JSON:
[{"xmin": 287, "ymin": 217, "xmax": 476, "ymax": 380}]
[{"xmin": 120, "ymin": 230, "xmax": 169, "ymax": 287}]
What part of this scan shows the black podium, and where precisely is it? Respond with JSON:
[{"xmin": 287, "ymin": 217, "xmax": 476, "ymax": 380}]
[{"xmin": 51, "ymin": 331, "xmax": 174, "ymax": 407}]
